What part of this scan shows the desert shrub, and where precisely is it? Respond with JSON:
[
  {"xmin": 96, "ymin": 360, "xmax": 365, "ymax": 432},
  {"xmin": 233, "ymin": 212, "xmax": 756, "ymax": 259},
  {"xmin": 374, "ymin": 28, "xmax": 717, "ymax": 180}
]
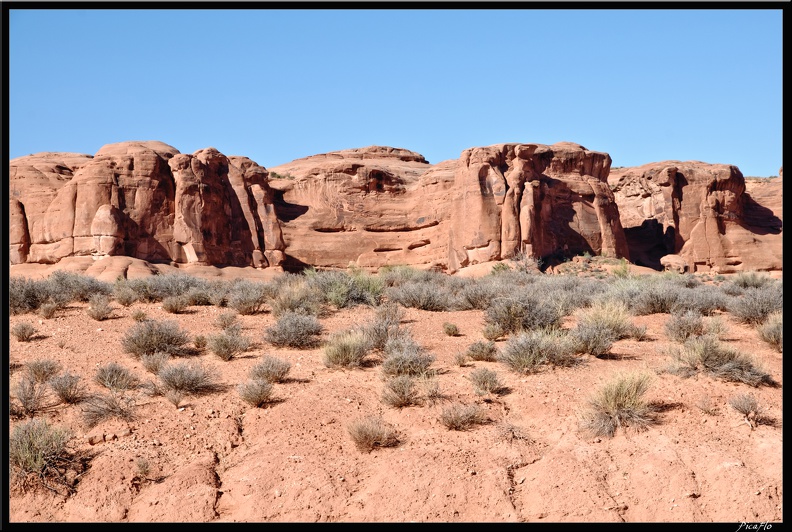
[
  {"xmin": 466, "ymin": 340, "xmax": 498, "ymax": 362},
  {"xmin": 265, "ymin": 312, "xmax": 323, "ymax": 349},
  {"xmin": 48, "ymin": 271, "xmax": 112, "ymax": 303},
  {"xmin": 249, "ymin": 355, "xmax": 292, "ymax": 383},
  {"xmin": 141, "ymin": 352, "xmax": 171, "ymax": 374},
  {"xmin": 378, "ymin": 265, "xmax": 425, "ymax": 287},
  {"xmin": 165, "ymin": 390, "xmax": 185, "ymax": 408},
  {"xmin": 728, "ymin": 393, "xmax": 773, "ymax": 427},
  {"xmin": 185, "ymin": 286, "xmax": 213, "ymax": 306},
  {"xmin": 671, "ymin": 285, "xmax": 728, "ymax": 316},
  {"xmin": 306, "ymin": 269, "xmax": 383, "ymax": 308},
  {"xmin": 194, "ymin": 334, "xmax": 207, "ymax": 350},
  {"xmin": 38, "ymin": 302, "xmax": 59, "ymax": 319},
  {"xmin": 499, "ymin": 329, "xmax": 580, "ymax": 373},
  {"xmin": 12, "ymin": 322, "xmax": 37, "ymax": 342},
  {"xmin": 9, "ymin": 418, "xmax": 72, "ymax": 489},
  {"xmin": 207, "ymin": 331, "xmax": 251, "ymax": 361},
  {"xmin": 161, "ymin": 295, "xmax": 189, "ymax": 314},
  {"xmin": 631, "ymin": 280, "xmax": 681, "ymax": 315},
  {"xmin": 482, "ymin": 323, "xmax": 505, "ymax": 341},
  {"xmin": 131, "ymin": 309, "xmax": 148, "ymax": 322},
  {"xmin": 758, "ymin": 312, "xmax": 782, "ymax": 352},
  {"xmin": 113, "ymin": 283, "xmax": 139, "ymax": 307},
  {"xmin": 95, "ymin": 362, "xmax": 139, "ymax": 392},
  {"xmin": 491, "ymin": 262, "xmax": 511, "ymax": 275},
  {"xmin": 9, "ymin": 277, "xmax": 52, "ymax": 314},
  {"xmin": 125, "ymin": 273, "xmax": 206, "ymax": 303},
  {"xmin": 207, "ymin": 282, "xmax": 230, "ymax": 307},
  {"xmin": 732, "ymin": 271, "xmax": 774, "ymax": 289},
  {"xmin": 694, "ymin": 396, "xmax": 719, "ymax": 416},
  {"xmin": 11, "ymin": 377, "xmax": 48, "ymax": 417},
  {"xmin": 82, "ymin": 393, "xmax": 136, "ymax": 427},
  {"xmin": 269, "ymin": 275, "xmax": 323, "ymax": 317},
  {"xmin": 579, "ymin": 372, "xmax": 656, "ymax": 438},
  {"xmin": 457, "ymin": 281, "xmax": 503, "ymax": 310},
  {"xmin": 668, "ymin": 335, "xmax": 775, "ymax": 387},
  {"xmin": 729, "ymin": 285, "xmax": 783, "ymax": 325},
  {"xmin": 360, "ymin": 303, "xmax": 404, "ymax": 350},
  {"xmin": 382, "ymin": 375, "xmax": 420, "ymax": 408},
  {"xmin": 484, "ymin": 296, "xmax": 563, "ymax": 334},
  {"xmin": 226, "ymin": 280, "xmax": 271, "ymax": 315},
  {"xmin": 386, "ymin": 280, "xmax": 454, "ymax": 312},
  {"xmin": 439, "ymin": 403, "xmax": 486, "ymax": 431},
  {"xmin": 454, "ymin": 352, "xmax": 469, "ymax": 367},
  {"xmin": 87, "ymin": 294, "xmax": 114, "ymax": 321},
  {"xmin": 49, "ymin": 372, "xmax": 87, "ymax": 404},
  {"xmin": 381, "ymin": 350, "xmax": 435, "ymax": 377},
  {"xmin": 323, "ymin": 329, "xmax": 370, "ymax": 368},
  {"xmin": 443, "ymin": 322, "xmax": 460, "ymax": 337},
  {"xmin": 215, "ymin": 310, "xmax": 239, "ymax": 330},
  {"xmin": 469, "ymin": 367, "xmax": 503, "ymax": 395},
  {"xmin": 571, "ymin": 322, "xmax": 616, "ymax": 357},
  {"xmin": 574, "ymin": 300, "xmax": 636, "ymax": 340},
  {"xmin": 664, "ymin": 310, "xmax": 705, "ymax": 342},
  {"xmin": 25, "ymin": 359, "xmax": 62, "ymax": 383},
  {"xmin": 238, "ymin": 380, "xmax": 275, "ymax": 408},
  {"xmin": 158, "ymin": 361, "xmax": 219, "ymax": 395},
  {"xmin": 533, "ymin": 275, "xmax": 606, "ymax": 315},
  {"xmin": 121, "ymin": 319, "xmax": 190, "ymax": 358},
  {"xmin": 347, "ymin": 415, "xmax": 400, "ymax": 452},
  {"xmin": 611, "ymin": 258, "xmax": 632, "ymax": 279}
]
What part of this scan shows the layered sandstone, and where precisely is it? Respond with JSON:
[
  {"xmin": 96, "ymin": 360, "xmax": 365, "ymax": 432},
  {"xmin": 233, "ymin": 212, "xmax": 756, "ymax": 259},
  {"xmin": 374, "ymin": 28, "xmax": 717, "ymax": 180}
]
[{"xmin": 609, "ymin": 162, "xmax": 783, "ymax": 273}]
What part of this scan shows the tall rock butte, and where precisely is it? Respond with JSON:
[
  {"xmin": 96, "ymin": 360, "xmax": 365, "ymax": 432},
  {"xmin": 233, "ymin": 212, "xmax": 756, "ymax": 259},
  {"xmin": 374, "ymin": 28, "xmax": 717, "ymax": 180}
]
[{"xmin": 9, "ymin": 141, "xmax": 782, "ymax": 274}]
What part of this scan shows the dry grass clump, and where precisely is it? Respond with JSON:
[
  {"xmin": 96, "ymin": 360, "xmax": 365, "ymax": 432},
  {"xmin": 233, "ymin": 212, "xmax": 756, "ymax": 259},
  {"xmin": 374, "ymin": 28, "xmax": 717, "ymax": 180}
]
[
  {"xmin": 758, "ymin": 312, "xmax": 783, "ymax": 352},
  {"xmin": 672, "ymin": 285, "xmax": 729, "ymax": 315},
  {"xmin": 38, "ymin": 302, "xmax": 59, "ymax": 319},
  {"xmin": 95, "ymin": 362, "xmax": 139, "ymax": 391},
  {"xmin": 439, "ymin": 403, "xmax": 487, "ymax": 431},
  {"xmin": 161, "ymin": 295, "xmax": 190, "ymax": 314},
  {"xmin": 12, "ymin": 322, "xmax": 37, "ymax": 342},
  {"xmin": 731, "ymin": 271, "xmax": 774, "ymax": 289},
  {"xmin": 469, "ymin": 367, "xmax": 504, "ymax": 396},
  {"xmin": 10, "ymin": 276, "xmax": 53, "ymax": 315},
  {"xmin": 113, "ymin": 284, "xmax": 139, "ymax": 307},
  {"xmin": 381, "ymin": 333, "xmax": 435, "ymax": 377},
  {"xmin": 694, "ymin": 396, "xmax": 719, "ymax": 416},
  {"xmin": 631, "ymin": 279, "xmax": 681, "ymax": 315},
  {"xmin": 121, "ymin": 319, "xmax": 191, "ymax": 358},
  {"xmin": 131, "ymin": 309, "xmax": 148, "ymax": 322},
  {"xmin": 347, "ymin": 415, "xmax": 400, "ymax": 452},
  {"xmin": 215, "ymin": 310, "xmax": 239, "ymax": 330},
  {"xmin": 237, "ymin": 380, "xmax": 275, "ymax": 408},
  {"xmin": 25, "ymin": 359, "xmax": 62, "ymax": 383},
  {"xmin": 141, "ymin": 352, "xmax": 171, "ymax": 375},
  {"xmin": 323, "ymin": 329, "xmax": 370, "ymax": 368},
  {"xmin": 443, "ymin": 322, "xmax": 460, "ymax": 336},
  {"xmin": 360, "ymin": 303, "xmax": 404, "ymax": 350},
  {"xmin": 306, "ymin": 268, "xmax": 384, "ymax": 308},
  {"xmin": 82, "ymin": 393, "xmax": 136, "ymax": 427},
  {"xmin": 466, "ymin": 340, "xmax": 498, "ymax": 361},
  {"xmin": 207, "ymin": 330, "xmax": 251, "ymax": 361},
  {"xmin": 574, "ymin": 300, "xmax": 638, "ymax": 339},
  {"xmin": 157, "ymin": 361, "xmax": 220, "ymax": 396},
  {"xmin": 728, "ymin": 285, "xmax": 783, "ymax": 325},
  {"xmin": 9, "ymin": 418, "xmax": 74, "ymax": 492},
  {"xmin": 482, "ymin": 323, "xmax": 505, "ymax": 341},
  {"xmin": 499, "ymin": 329, "xmax": 580, "ymax": 373},
  {"xmin": 49, "ymin": 372, "xmax": 88, "ymax": 404},
  {"xmin": 664, "ymin": 310, "xmax": 705, "ymax": 343},
  {"xmin": 226, "ymin": 280, "xmax": 272, "ymax": 315},
  {"xmin": 265, "ymin": 312, "xmax": 323, "ymax": 349},
  {"xmin": 385, "ymin": 279, "xmax": 455, "ymax": 311},
  {"xmin": 579, "ymin": 372, "xmax": 656, "ymax": 438},
  {"xmin": 728, "ymin": 393, "xmax": 774, "ymax": 428},
  {"xmin": 484, "ymin": 296, "xmax": 563, "ymax": 335},
  {"xmin": 249, "ymin": 355, "xmax": 291, "ymax": 383},
  {"xmin": 87, "ymin": 294, "xmax": 114, "ymax": 321},
  {"xmin": 667, "ymin": 335, "xmax": 776, "ymax": 387},
  {"xmin": 382, "ymin": 376, "xmax": 420, "ymax": 408},
  {"xmin": 11, "ymin": 377, "xmax": 49, "ymax": 417},
  {"xmin": 269, "ymin": 275, "xmax": 323, "ymax": 317}
]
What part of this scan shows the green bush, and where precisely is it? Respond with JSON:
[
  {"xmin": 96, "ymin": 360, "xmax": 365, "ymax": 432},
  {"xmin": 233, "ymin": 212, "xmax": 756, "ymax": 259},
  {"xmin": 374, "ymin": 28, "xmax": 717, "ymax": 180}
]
[
  {"xmin": 386, "ymin": 280, "xmax": 454, "ymax": 311},
  {"xmin": 269, "ymin": 275, "xmax": 323, "ymax": 317}
]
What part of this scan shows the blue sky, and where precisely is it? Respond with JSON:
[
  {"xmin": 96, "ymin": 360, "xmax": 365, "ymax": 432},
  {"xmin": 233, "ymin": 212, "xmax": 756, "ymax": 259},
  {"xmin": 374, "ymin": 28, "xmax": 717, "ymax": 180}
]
[{"xmin": 8, "ymin": 8, "xmax": 783, "ymax": 177}]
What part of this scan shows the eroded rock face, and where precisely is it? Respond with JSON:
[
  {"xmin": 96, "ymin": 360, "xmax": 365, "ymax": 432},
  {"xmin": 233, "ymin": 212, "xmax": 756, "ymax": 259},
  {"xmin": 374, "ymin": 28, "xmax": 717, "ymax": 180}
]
[
  {"xmin": 609, "ymin": 162, "xmax": 783, "ymax": 273},
  {"xmin": 9, "ymin": 141, "xmax": 285, "ymax": 269}
]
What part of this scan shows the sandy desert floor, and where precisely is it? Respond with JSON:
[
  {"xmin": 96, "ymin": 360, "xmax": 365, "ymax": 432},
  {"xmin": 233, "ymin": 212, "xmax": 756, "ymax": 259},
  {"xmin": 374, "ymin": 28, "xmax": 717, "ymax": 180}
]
[{"xmin": 7, "ymin": 266, "xmax": 783, "ymax": 523}]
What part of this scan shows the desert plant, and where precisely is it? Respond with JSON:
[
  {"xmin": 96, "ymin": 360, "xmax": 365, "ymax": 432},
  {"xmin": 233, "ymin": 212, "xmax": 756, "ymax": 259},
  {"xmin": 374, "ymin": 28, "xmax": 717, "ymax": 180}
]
[
  {"xmin": 382, "ymin": 375, "xmax": 420, "ymax": 408},
  {"xmin": 664, "ymin": 310, "xmax": 705, "ymax": 342},
  {"xmin": 385, "ymin": 280, "xmax": 453, "ymax": 311},
  {"xmin": 82, "ymin": 392, "xmax": 136, "ymax": 427},
  {"xmin": 347, "ymin": 415, "xmax": 400, "ymax": 452},
  {"xmin": 194, "ymin": 335, "xmax": 207, "ymax": 350},
  {"xmin": 38, "ymin": 302, "xmax": 59, "ymax": 319},
  {"xmin": 10, "ymin": 276, "xmax": 52, "ymax": 315},
  {"xmin": 466, "ymin": 340, "xmax": 498, "ymax": 362},
  {"xmin": 121, "ymin": 319, "xmax": 190, "ymax": 358},
  {"xmin": 611, "ymin": 258, "xmax": 631, "ymax": 279},
  {"xmin": 729, "ymin": 393, "xmax": 773, "ymax": 428},
  {"xmin": 87, "ymin": 294, "xmax": 114, "ymax": 321},
  {"xmin": 631, "ymin": 280, "xmax": 681, "ymax": 315},
  {"xmin": 443, "ymin": 322, "xmax": 460, "ymax": 337},
  {"xmin": 165, "ymin": 390, "xmax": 185, "ymax": 408},
  {"xmin": 185, "ymin": 286, "xmax": 213, "ymax": 306},
  {"xmin": 113, "ymin": 284, "xmax": 139, "ymax": 307},
  {"xmin": 49, "ymin": 372, "xmax": 87, "ymax": 404},
  {"xmin": 457, "ymin": 281, "xmax": 503, "ymax": 310},
  {"xmin": 265, "ymin": 312, "xmax": 323, "ymax": 349},
  {"xmin": 48, "ymin": 270, "xmax": 112, "ymax": 302},
  {"xmin": 499, "ymin": 329, "xmax": 580, "ymax": 373},
  {"xmin": 207, "ymin": 329, "xmax": 251, "ymax": 361},
  {"xmin": 95, "ymin": 362, "xmax": 139, "ymax": 392},
  {"xmin": 360, "ymin": 303, "xmax": 404, "ymax": 350},
  {"xmin": 11, "ymin": 377, "xmax": 48, "ymax": 417},
  {"xmin": 732, "ymin": 271, "xmax": 773, "ymax": 289},
  {"xmin": 671, "ymin": 285, "xmax": 728, "ymax": 316},
  {"xmin": 226, "ymin": 280, "xmax": 271, "ymax": 315},
  {"xmin": 668, "ymin": 335, "xmax": 775, "ymax": 387},
  {"xmin": 381, "ymin": 334, "xmax": 435, "ymax": 377},
  {"xmin": 141, "ymin": 352, "xmax": 171, "ymax": 374},
  {"xmin": 482, "ymin": 323, "xmax": 505, "ymax": 341},
  {"xmin": 215, "ymin": 310, "xmax": 239, "ymax": 330},
  {"xmin": 157, "ymin": 361, "xmax": 219, "ymax": 395},
  {"xmin": 579, "ymin": 372, "xmax": 655, "ymax": 438},
  {"xmin": 484, "ymin": 296, "xmax": 563, "ymax": 334},
  {"xmin": 758, "ymin": 312, "xmax": 782, "ymax": 352},
  {"xmin": 238, "ymin": 380, "xmax": 275, "ymax": 407},
  {"xmin": 131, "ymin": 309, "xmax": 148, "ymax": 322},
  {"xmin": 571, "ymin": 321, "xmax": 616, "ymax": 357},
  {"xmin": 24, "ymin": 359, "xmax": 62, "ymax": 383},
  {"xmin": 439, "ymin": 403, "xmax": 486, "ymax": 431},
  {"xmin": 249, "ymin": 355, "xmax": 292, "ymax": 383},
  {"xmin": 454, "ymin": 352, "xmax": 469, "ymax": 367},
  {"xmin": 729, "ymin": 285, "xmax": 783, "ymax": 325},
  {"xmin": 694, "ymin": 396, "xmax": 719, "ymax": 416},
  {"xmin": 11, "ymin": 322, "xmax": 37, "ymax": 342},
  {"xmin": 323, "ymin": 329, "xmax": 370, "ymax": 368},
  {"xmin": 269, "ymin": 275, "xmax": 323, "ymax": 317},
  {"xmin": 469, "ymin": 367, "xmax": 504, "ymax": 395},
  {"xmin": 574, "ymin": 300, "xmax": 636, "ymax": 339},
  {"xmin": 9, "ymin": 418, "xmax": 72, "ymax": 490},
  {"xmin": 161, "ymin": 295, "xmax": 189, "ymax": 314}
]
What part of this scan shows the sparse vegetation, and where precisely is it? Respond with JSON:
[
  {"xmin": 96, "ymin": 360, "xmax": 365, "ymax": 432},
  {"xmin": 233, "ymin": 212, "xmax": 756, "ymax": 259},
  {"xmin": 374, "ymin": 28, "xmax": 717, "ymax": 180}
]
[
  {"xmin": 12, "ymin": 322, "xmax": 37, "ymax": 342},
  {"xmin": 249, "ymin": 355, "xmax": 291, "ymax": 383},
  {"xmin": 215, "ymin": 310, "xmax": 239, "ymax": 330},
  {"xmin": 466, "ymin": 340, "xmax": 498, "ymax": 362},
  {"xmin": 24, "ymin": 359, "xmax": 62, "ymax": 383},
  {"xmin": 347, "ymin": 415, "xmax": 400, "ymax": 452},
  {"xmin": 469, "ymin": 367, "xmax": 504, "ymax": 395},
  {"xmin": 95, "ymin": 362, "xmax": 139, "ymax": 391},
  {"xmin": 141, "ymin": 352, "xmax": 171, "ymax": 375},
  {"xmin": 729, "ymin": 285, "xmax": 783, "ymax": 325},
  {"xmin": 482, "ymin": 323, "xmax": 505, "ymax": 341},
  {"xmin": 667, "ymin": 336, "xmax": 775, "ymax": 387},
  {"xmin": 131, "ymin": 309, "xmax": 148, "ymax": 322},
  {"xmin": 499, "ymin": 329, "xmax": 580, "ymax": 373},
  {"xmin": 38, "ymin": 302, "xmax": 58, "ymax": 319},
  {"xmin": 9, "ymin": 418, "xmax": 73, "ymax": 491},
  {"xmin": 11, "ymin": 377, "xmax": 48, "ymax": 417},
  {"xmin": 579, "ymin": 372, "xmax": 656, "ymax": 437},
  {"xmin": 161, "ymin": 295, "xmax": 189, "ymax": 314},
  {"xmin": 49, "ymin": 372, "xmax": 87, "ymax": 404},
  {"xmin": 439, "ymin": 403, "xmax": 486, "ymax": 431},
  {"xmin": 758, "ymin": 312, "xmax": 782, "ymax": 352},
  {"xmin": 121, "ymin": 319, "xmax": 191, "ymax": 358},
  {"xmin": 729, "ymin": 393, "xmax": 773, "ymax": 428},
  {"xmin": 265, "ymin": 312, "xmax": 323, "ymax": 349},
  {"xmin": 382, "ymin": 375, "xmax": 420, "ymax": 408},
  {"xmin": 82, "ymin": 392, "xmax": 136, "ymax": 427},
  {"xmin": 226, "ymin": 280, "xmax": 271, "ymax": 315},
  {"xmin": 443, "ymin": 322, "xmax": 460, "ymax": 337},
  {"xmin": 207, "ymin": 330, "xmax": 251, "ymax": 361},
  {"xmin": 158, "ymin": 361, "xmax": 219, "ymax": 396},
  {"xmin": 87, "ymin": 294, "xmax": 114, "ymax": 321},
  {"xmin": 484, "ymin": 296, "xmax": 563, "ymax": 334},
  {"xmin": 664, "ymin": 310, "xmax": 705, "ymax": 343},
  {"xmin": 238, "ymin": 380, "xmax": 275, "ymax": 407},
  {"xmin": 323, "ymin": 329, "xmax": 370, "ymax": 368}
]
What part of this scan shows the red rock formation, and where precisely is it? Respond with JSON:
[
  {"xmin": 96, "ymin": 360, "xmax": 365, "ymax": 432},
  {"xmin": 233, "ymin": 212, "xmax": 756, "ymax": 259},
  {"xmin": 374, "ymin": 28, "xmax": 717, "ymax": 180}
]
[{"xmin": 609, "ymin": 162, "xmax": 782, "ymax": 273}]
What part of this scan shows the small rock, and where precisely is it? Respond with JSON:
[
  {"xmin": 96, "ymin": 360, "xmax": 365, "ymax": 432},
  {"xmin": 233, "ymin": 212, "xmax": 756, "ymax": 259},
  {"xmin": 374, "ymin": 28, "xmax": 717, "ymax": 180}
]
[
  {"xmin": 107, "ymin": 433, "xmax": 118, "ymax": 441},
  {"xmin": 470, "ymin": 471, "xmax": 476, "ymax": 476},
  {"xmin": 274, "ymin": 490, "xmax": 281, "ymax": 497},
  {"xmin": 96, "ymin": 328, "xmax": 103, "ymax": 332},
  {"xmin": 87, "ymin": 434, "xmax": 104, "ymax": 445}
]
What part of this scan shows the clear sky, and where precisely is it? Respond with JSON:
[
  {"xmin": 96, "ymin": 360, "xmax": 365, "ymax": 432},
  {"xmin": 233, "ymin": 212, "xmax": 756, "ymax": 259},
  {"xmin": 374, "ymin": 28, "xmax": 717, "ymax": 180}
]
[{"xmin": 8, "ymin": 7, "xmax": 783, "ymax": 177}]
